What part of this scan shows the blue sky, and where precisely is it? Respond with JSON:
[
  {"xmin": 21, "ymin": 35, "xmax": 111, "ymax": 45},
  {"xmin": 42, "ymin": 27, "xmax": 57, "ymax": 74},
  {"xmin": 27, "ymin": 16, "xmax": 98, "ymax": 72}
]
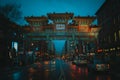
[
  {"xmin": 52, "ymin": 40, "xmax": 66, "ymax": 55},
  {"xmin": 0, "ymin": 0, "xmax": 105, "ymax": 25}
]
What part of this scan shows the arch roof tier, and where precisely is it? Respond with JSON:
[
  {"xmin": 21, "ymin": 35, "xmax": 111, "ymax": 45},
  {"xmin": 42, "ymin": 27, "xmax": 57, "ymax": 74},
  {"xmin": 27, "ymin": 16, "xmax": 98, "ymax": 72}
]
[{"xmin": 47, "ymin": 12, "xmax": 74, "ymax": 20}]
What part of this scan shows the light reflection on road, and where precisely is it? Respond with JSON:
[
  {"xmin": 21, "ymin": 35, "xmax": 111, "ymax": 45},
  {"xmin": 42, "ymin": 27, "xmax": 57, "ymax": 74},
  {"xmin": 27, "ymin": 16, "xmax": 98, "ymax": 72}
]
[
  {"xmin": 8, "ymin": 59, "xmax": 113, "ymax": 80},
  {"xmin": 67, "ymin": 61, "xmax": 111, "ymax": 80},
  {"xmin": 69, "ymin": 63, "xmax": 88, "ymax": 80},
  {"xmin": 12, "ymin": 72, "xmax": 21, "ymax": 80}
]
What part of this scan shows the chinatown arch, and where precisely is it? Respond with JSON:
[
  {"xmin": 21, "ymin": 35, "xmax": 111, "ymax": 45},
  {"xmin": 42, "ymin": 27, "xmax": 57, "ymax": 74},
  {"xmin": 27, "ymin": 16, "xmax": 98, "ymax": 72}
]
[{"xmin": 23, "ymin": 12, "xmax": 100, "ymax": 56}]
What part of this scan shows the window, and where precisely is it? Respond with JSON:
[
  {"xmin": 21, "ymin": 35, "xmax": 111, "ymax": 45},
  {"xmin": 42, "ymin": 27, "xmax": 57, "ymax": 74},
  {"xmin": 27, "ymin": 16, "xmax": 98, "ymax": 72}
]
[
  {"xmin": 114, "ymin": 18, "xmax": 116, "ymax": 24},
  {"xmin": 108, "ymin": 36, "xmax": 111, "ymax": 43},
  {"xmin": 119, "ymin": 30, "xmax": 120, "ymax": 39},
  {"xmin": 12, "ymin": 42, "xmax": 18, "ymax": 52},
  {"xmin": 118, "ymin": 15, "xmax": 120, "ymax": 22},
  {"xmin": 114, "ymin": 32, "xmax": 117, "ymax": 41}
]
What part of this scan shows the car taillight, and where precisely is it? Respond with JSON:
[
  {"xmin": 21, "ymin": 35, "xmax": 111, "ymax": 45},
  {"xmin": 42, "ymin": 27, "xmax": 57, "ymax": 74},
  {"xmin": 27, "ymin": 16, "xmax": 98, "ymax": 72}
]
[
  {"xmin": 101, "ymin": 64, "xmax": 104, "ymax": 68},
  {"xmin": 107, "ymin": 64, "xmax": 110, "ymax": 69},
  {"xmin": 96, "ymin": 64, "xmax": 99, "ymax": 68}
]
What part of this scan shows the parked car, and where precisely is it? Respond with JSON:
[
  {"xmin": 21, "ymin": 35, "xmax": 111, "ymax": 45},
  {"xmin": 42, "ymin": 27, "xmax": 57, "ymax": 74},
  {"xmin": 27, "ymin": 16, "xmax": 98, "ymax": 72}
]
[
  {"xmin": 72, "ymin": 54, "xmax": 88, "ymax": 66},
  {"xmin": 87, "ymin": 53, "xmax": 110, "ymax": 73}
]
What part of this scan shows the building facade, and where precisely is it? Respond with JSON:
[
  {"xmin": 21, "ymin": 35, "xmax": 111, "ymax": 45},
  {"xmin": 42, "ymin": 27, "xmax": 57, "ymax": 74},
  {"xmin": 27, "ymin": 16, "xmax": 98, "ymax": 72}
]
[
  {"xmin": 0, "ymin": 14, "xmax": 25, "ymax": 67},
  {"xmin": 96, "ymin": 0, "xmax": 120, "ymax": 53}
]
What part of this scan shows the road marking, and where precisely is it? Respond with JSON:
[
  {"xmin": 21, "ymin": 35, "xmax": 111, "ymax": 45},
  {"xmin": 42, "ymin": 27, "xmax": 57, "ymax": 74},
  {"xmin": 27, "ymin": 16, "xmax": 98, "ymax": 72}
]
[{"xmin": 58, "ymin": 60, "xmax": 66, "ymax": 80}]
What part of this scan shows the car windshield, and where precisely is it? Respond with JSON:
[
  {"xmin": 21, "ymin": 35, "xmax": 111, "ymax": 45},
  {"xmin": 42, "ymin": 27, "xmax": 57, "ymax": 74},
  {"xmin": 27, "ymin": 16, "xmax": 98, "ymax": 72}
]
[
  {"xmin": 94, "ymin": 54, "xmax": 108, "ymax": 63},
  {"xmin": 79, "ymin": 55, "xmax": 87, "ymax": 60},
  {"xmin": 94, "ymin": 59, "xmax": 105, "ymax": 64},
  {"xmin": 88, "ymin": 53, "xmax": 110, "ymax": 64}
]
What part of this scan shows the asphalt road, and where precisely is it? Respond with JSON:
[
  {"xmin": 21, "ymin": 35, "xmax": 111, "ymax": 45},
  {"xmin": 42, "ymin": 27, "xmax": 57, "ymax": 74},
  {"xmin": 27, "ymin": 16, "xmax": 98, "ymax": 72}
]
[{"xmin": 0, "ymin": 59, "xmax": 120, "ymax": 80}]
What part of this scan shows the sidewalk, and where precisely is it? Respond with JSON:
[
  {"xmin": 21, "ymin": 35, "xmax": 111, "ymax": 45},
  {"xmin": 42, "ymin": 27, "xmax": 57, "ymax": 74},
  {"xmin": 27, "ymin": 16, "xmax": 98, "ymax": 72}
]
[
  {"xmin": 0, "ymin": 66, "xmax": 23, "ymax": 75},
  {"xmin": 0, "ymin": 63, "xmax": 37, "ymax": 76}
]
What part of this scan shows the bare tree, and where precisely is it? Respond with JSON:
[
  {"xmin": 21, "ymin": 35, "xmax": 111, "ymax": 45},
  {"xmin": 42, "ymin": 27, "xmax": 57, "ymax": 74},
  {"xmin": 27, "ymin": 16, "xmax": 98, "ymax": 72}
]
[{"xmin": 0, "ymin": 3, "xmax": 22, "ymax": 22}]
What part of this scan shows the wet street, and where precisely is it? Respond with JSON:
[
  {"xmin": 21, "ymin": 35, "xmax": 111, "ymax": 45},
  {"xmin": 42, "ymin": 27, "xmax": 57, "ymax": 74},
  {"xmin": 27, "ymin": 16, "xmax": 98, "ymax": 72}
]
[
  {"xmin": 1, "ymin": 59, "xmax": 120, "ymax": 80},
  {"xmin": 1, "ymin": 0, "xmax": 120, "ymax": 80}
]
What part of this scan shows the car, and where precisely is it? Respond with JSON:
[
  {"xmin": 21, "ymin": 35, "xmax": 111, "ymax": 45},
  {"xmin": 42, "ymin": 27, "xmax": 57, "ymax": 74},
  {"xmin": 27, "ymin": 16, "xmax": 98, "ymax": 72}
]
[
  {"xmin": 43, "ymin": 59, "xmax": 56, "ymax": 71},
  {"xmin": 72, "ymin": 55, "xmax": 88, "ymax": 66},
  {"xmin": 87, "ymin": 54, "xmax": 110, "ymax": 73}
]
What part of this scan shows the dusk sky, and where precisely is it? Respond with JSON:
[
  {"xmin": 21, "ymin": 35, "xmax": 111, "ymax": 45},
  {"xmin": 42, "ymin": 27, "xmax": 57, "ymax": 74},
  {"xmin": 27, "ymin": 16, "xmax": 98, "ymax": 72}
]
[
  {"xmin": 52, "ymin": 40, "xmax": 66, "ymax": 54},
  {"xmin": 0, "ymin": 0, "xmax": 105, "ymax": 25}
]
